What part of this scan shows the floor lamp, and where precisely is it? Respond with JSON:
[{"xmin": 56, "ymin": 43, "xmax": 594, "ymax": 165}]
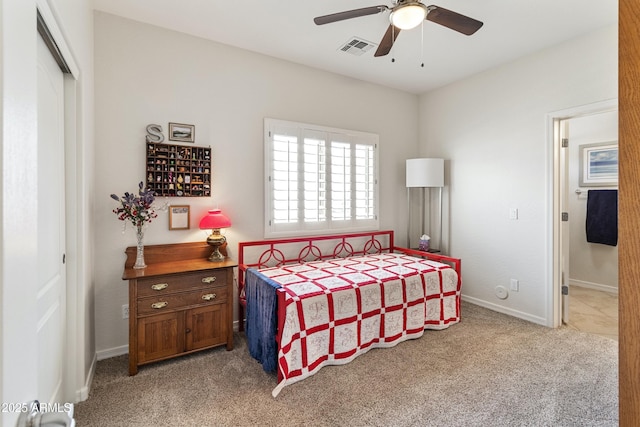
[{"xmin": 406, "ymin": 158, "xmax": 444, "ymax": 252}]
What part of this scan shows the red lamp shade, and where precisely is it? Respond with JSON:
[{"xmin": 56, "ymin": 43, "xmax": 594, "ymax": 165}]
[
  {"xmin": 199, "ymin": 209, "xmax": 231, "ymax": 262},
  {"xmin": 198, "ymin": 209, "xmax": 231, "ymax": 230}
]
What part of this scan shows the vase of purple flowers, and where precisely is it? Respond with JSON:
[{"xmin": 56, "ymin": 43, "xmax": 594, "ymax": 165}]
[{"xmin": 110, "ymin": 182, "xmax": 158, "ymax": 269}]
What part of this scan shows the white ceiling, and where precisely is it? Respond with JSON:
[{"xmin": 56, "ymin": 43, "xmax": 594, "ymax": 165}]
[{"xmin": 92, "ymin": 0, "xmax": 618, "ymax": 94}]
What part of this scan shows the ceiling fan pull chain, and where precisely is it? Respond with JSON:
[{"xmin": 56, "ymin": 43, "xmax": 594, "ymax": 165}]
[
  {"xmin": 391, "ymin": 24, "xmax": 396, "ymax": 63},
  {"xmin": 420, "ymin": 20, "xmax": 425, "ymax": 68}
]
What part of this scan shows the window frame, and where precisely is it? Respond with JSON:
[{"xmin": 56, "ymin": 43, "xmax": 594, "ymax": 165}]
[{"xmin": 264, "ymin": 118, "xmax": 379, "ymax": 238}]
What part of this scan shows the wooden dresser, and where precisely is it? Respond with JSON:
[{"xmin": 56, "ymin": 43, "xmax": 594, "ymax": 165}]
[{"xmin": 122, "ymin": 242, "xmax": 237, "ymax": 375}]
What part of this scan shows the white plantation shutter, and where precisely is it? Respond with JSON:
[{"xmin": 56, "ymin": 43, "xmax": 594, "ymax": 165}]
[
  {"xmin": 265, "ymin": 118, "xmax": 378, "ymax": 238},
  {"xmin": 355, "ymin": 143, "xmax": 375, "ymax": 219},
  {"xmin": 271, "ymin": 132, "xmax": 298, "ymax": 224},
  {"xmin": 303, "ymin": 132, "xmax": 326, "ymax": 223},
  {"xmin": 331, "ymin": 140, "xmax": 351, "ymax": 221}
]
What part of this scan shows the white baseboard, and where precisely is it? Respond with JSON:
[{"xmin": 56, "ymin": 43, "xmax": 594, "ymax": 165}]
[
  {"xmin": 75, "ymin": 353, "xmax": 97, "ymax": 402},
  {"xmin": 461, "ymin": 295, "xmax": 547, "ymax": 326},
  {"xmin": 569, "ymin": 279, "xmax": 618, "ymax": 294},
  {"xmin": 97, "ymin": 344, "xmax": 129, "ymax": 361}
]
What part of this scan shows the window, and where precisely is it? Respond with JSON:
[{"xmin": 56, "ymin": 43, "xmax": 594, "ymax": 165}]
[{"xmin": 265, "ymin": 118, "xmax": 379, "ymax": 238}]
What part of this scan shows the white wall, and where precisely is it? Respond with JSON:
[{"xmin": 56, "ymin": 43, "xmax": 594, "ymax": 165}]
[
  {"xmin": 568, "ymin": 111, "xmax": 618, "ymax": 291},
  {"xmin": 93, "ymin": 12, "xmax": 419, "ymax": 356},
  {"xmin": 1, "ymin": 0, "xmax": 93, "ymax": 423},
  {"xmin": 418, "ymin": 24, "xmax": 617, "ymax": 324}
]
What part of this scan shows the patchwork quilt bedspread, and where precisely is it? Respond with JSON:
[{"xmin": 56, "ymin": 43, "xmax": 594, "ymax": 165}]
[{"xmin": 246, "ymin": 252, "xmax": 460, "ymax": 397}]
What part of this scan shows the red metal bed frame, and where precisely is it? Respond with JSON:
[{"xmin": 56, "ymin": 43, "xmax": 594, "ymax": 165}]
[{"xmin": 237, "ymin": 230, "xmax": 462, "ymax": 381}]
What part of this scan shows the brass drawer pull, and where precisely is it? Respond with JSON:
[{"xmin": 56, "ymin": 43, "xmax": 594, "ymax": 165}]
[
  {"xmin": 202, "ymin": 293, "xmax": 217, "ymax": 301},
  {"xmin": 201, "ymin": 276, "xmax": 216, "ymax": 284},
  {"xmin": 151, "ymin": 301, "xmax": 168, "ymax": 309},
  {"xmin": 151, "ymin": 283, "xmax": 169, "ymax": 291}
]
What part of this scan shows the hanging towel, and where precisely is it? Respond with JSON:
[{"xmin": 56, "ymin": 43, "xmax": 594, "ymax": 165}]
[{"xmin": 586, "ymin": 189, "xmax": 618, "ymax": 246}]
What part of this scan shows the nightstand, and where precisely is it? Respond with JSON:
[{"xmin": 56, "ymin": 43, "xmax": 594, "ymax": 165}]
[{"xmin": 122, "ymin": 242, "xmax": 237, "ymax": 375}]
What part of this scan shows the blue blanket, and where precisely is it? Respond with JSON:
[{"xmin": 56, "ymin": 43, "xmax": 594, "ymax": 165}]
[{"xmin": 245, "ymin": 268, "xmax": 281, "ymax": 373}]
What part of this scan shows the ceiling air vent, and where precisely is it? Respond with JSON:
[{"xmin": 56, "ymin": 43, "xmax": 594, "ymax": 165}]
[{"xmin": 339, "ymin": 37, "xmax": 376, "ymax": 56}]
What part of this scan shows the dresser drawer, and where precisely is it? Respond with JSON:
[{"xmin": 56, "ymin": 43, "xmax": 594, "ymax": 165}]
[
  {"xmin": 137, "ymin": 270, "xmax": 228, "ymax": 297},
  {"xmin": 137, "ymin": 286, "xmax": 228, "ymax": 316}
]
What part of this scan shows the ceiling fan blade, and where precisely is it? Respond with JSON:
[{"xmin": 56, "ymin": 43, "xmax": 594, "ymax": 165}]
[
  {"xmin": 426, "ymin": 5, "xmax": 483, "ymax": 36},
  {"xmin": 314, "ymin": 6, "xmax": 389, "ymax": 25},
  {"xmin": 374, "ymin": 25, "xmax": 401, "ymax": 57}
]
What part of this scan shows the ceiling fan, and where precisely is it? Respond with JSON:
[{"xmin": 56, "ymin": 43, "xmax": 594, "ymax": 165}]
[{"xmin": 313, "ymin": 1, "xmax": 483, "ymax": 57}]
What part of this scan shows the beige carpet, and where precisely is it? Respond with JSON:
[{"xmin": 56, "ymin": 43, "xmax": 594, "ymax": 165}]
[{"xmin": 75, "ymin": 302, "xmax": 618, "ymax": 426}]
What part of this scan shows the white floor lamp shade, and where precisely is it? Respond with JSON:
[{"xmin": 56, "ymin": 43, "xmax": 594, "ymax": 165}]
[
  {"xmin": 406, "ymin": 158, "xmax": 444, "ymax": 188},
  {"xmin": 406, "ymin": 158, "xmax": 445, "ymax": 251}
]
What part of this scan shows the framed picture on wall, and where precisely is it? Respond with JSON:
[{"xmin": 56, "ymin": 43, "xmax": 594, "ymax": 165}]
[
  {"xmin": 169, "ymin": 205, "xmax": 190, "ymax": 230},
  {"xmin": 169, "ymin": 122, "xmax": 195, "ymax": 143},
  {"xmin": 579, "ymin": 141, "xmax": 618, "ymax": 187}
]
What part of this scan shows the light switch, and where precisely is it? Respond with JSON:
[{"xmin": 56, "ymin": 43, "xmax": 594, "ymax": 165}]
[{"xmin": 509, "ymin": 208, "xmax": 519, "ymax": 220}]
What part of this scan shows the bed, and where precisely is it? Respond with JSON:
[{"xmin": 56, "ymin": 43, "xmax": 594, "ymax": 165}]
[{"xmin": 237, "ymin": 230, "xmax": 461, "ymax": 397}]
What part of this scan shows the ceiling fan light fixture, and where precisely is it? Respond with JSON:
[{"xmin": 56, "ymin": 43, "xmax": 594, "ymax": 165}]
[{"xmin": 390, "ymin": 3, "xmax": 427, "ymax": 30}]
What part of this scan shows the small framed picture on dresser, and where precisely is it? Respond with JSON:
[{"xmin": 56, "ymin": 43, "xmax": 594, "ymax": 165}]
[{"xmin": 169, "ymin": 205, "xmax": 190, "ymax": 230}]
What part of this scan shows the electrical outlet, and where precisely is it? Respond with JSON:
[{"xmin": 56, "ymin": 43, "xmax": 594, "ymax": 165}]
[
  {"xmin": 510, "ymin": 279, "xmax": 519, "ymax": 292},
  {"xmin": 122, "ymin": 304, "xmax": 129, "ymax": 319}
]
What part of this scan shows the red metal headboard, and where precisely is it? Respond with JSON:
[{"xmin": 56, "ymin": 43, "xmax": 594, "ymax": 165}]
[{"xmin": 239, "ymin": 230, "xmax": 394, "ymax": 270}]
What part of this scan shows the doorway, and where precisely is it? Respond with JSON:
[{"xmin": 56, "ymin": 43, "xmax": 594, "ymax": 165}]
[
  {"xmin": 562, "ymin": 111, "xmax": 619, "ymax": 339},
  {"xmin": 548, "ymin": 99, "xmax": 618, "ymax": 333}
]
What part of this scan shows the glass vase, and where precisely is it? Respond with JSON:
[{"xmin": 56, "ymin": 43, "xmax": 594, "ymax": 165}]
[{"xmin": 133, "ymin": 225, "xmax": 147, "ymax": 269}]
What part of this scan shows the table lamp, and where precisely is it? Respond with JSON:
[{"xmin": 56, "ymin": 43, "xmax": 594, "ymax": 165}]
[{"xmin": 198, "ymin": 209, "xmax": 231, "ymax": 261}]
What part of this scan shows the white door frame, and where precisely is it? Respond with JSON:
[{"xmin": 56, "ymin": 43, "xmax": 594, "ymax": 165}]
[
  {"xmin": 36, "ymin": 0, "xmax": 86, "ymax": 403},
  {"xmin": 546, "ymin": 99, "xmax": 617, "ymax": 327}
]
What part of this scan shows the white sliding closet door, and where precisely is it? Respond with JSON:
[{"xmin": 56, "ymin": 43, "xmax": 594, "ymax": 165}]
[{"xmin": 37, "ymin": 33, "xmax": 67, "ymax": 403}]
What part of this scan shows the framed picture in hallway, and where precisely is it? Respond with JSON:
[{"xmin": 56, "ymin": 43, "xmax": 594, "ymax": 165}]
[{"xmin": 579, "ymin": 141, "xmax": 618, "ymax": 187}]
